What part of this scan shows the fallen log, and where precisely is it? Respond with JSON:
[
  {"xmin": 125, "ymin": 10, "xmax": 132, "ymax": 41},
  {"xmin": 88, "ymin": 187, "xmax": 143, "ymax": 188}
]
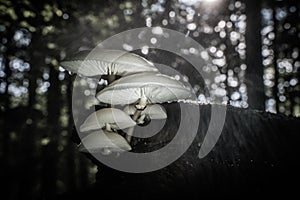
[{"xmin": 63, "ymin": 103, "xmax": 300, "ymax": 199}]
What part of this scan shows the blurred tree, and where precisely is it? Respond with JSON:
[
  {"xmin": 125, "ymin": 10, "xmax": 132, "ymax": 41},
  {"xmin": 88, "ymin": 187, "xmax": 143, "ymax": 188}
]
[
  {"xmin": 245, "ymin": 0, "xmax": 265, "ymax": 110},
  {"xmin": 261, "ymin": 0, "xmax": 300, "ymax": 116}
]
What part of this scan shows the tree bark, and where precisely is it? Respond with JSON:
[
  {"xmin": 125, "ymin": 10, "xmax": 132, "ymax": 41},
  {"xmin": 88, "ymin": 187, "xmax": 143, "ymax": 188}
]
[{"xmin": 59, "ymin": 103, "xmax": 300, "ymax": 199}]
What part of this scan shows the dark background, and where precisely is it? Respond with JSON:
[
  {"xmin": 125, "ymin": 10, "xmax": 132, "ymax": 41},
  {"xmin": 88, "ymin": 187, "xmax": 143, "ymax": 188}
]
[{"xmin": 0, "ymin": 0, "xmax": 299, "ymax": 199}]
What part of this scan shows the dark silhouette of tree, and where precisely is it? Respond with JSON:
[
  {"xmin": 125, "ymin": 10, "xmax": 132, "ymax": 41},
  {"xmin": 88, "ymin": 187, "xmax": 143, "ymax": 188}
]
[{"xmin": 245, "ymin": 0, "xmax": 265, "ymax": 110}]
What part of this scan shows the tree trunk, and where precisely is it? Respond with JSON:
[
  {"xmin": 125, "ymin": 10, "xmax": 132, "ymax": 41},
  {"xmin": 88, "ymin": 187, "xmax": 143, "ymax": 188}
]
[
  {"xmin": 245, "ymin": 0, "xmax": 265, "ymax": 110},
  {"xmin": 42, "ymin": 66, "xmax": 61, "ymax": 199}
]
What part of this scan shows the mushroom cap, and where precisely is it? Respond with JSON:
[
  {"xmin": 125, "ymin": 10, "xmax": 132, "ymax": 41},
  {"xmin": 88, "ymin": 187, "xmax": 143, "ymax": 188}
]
[
  {"xmin": 96, "ymin": 73, "xmax": 194, "ymax": 105},
  {"xmin": 78, "ymin": 130, "xmax": 132, "ymax": 153},
  {"xmin": 124, "ymin": 104, "xmax": 167, "ymax": 119},
  {"xmin": 60, "ymin": 49, "xmax": 158, "ymax": 77},
  {"xmin": 80, "ymin": 108, "xmax": 136, "ymax": 132}
]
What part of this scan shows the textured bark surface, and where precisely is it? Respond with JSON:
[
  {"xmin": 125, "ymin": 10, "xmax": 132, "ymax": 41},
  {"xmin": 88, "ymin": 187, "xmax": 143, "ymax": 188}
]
[{"xmin": 60, "ymin": 104, "xmax": 300, "ymax": 199}]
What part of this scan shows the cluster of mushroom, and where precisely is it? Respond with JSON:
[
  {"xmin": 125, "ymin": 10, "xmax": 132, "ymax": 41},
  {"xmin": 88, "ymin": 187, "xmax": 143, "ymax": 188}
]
[{"xmin": 60, "ymin": 49, "xmax": 193, "ymax": 155}]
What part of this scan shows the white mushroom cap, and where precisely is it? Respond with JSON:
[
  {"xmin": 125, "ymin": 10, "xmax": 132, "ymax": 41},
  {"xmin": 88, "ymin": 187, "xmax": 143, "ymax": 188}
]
[
  {"xmin": 60, "ymin": 49, "xmax": 158, "ymax": 77},
  {"xmin": 80, "ymin": 108, "xmax": 136, "ymax": 132},
  {"xmin": 78, "ymin": 130, "xmax": 132, "ymax": 154},
  {"xmin": 123, "ymin": 104, "xmax": 167, "ymax": 120},
  {"xmin": 96, "ymin": 73, "xmax": 194, "ymax": 105}
]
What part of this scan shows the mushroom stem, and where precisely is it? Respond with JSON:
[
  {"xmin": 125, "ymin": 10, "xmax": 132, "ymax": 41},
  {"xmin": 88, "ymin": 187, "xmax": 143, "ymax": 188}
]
[
  {"xmin": 126, "ymin": 96, "xmax": 148, "ymax": 142},
  {"xmin": 137, "ymin": 114, "xmax": 146, "ymax": 124},
  {"xmin": 135, "ymin": 95, "xmax": 147, "ymax": 110},
  {"xmin": 105, "ymin": 123, "xmax": 112, "ymax": 131},
  {"xmin": 107, "ymin": 75, "xmax": 116, "ymax": 108},
  {"xmin": 126, "ymin": 108, "xmax": 143, "ymax": 142}
]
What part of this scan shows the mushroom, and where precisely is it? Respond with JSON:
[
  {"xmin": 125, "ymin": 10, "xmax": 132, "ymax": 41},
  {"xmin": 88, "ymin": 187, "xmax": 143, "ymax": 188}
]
[
  {"xmin": 123, "ymin": 104, "xmax": 167, "ymax": 124},
  {"xmin": 60, "ymin": 49, "xmax": 158, "ymax": 79},
  {"xmin": 80, "ymin": 108, "xmax": 136, "ymax": 132},
  {"xmin": 96, "ymin": 73, "xmax": 194, "ymax": 141},
  {"xmin": 96, "ymin": 73, "xmax": 194, "ymax": 109},
  {"xmin": 78, "ymin": 130, "xmax": 132, "ymax": 155}
]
